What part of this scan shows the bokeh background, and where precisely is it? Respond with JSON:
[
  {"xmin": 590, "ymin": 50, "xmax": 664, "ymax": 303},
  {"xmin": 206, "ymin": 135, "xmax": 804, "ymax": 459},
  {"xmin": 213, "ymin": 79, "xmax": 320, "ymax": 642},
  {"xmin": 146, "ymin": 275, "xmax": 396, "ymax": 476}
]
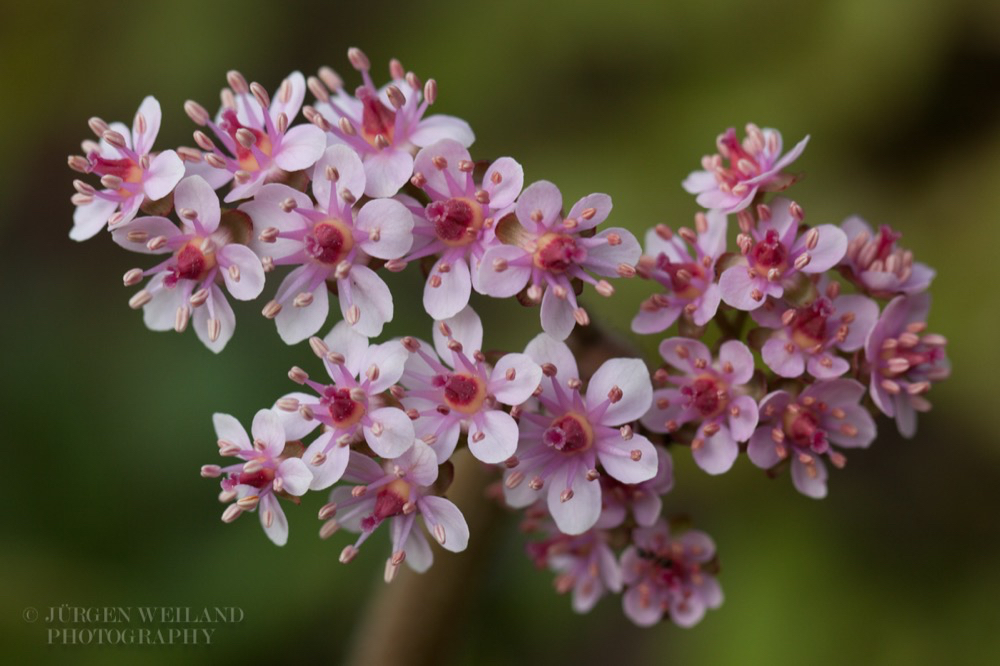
[{"xmin": 2, "ymin": 0, "xmax": 998, "ymax": 663}]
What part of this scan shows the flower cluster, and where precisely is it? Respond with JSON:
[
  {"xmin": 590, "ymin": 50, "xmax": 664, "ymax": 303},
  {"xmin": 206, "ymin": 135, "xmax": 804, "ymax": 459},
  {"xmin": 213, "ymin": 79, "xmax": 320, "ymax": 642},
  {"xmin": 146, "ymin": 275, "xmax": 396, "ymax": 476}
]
[{"xmin": 68, "ymin": 52, "xmax": 949, "ymax": 630}]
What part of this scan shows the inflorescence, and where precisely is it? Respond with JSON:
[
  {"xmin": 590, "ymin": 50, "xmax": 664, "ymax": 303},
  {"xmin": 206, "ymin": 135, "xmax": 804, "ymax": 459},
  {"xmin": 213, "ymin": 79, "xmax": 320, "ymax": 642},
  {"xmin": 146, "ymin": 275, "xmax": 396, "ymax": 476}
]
[{"xmin": 68, "ymin": 48, "xmax": 950, "ymax": 629}]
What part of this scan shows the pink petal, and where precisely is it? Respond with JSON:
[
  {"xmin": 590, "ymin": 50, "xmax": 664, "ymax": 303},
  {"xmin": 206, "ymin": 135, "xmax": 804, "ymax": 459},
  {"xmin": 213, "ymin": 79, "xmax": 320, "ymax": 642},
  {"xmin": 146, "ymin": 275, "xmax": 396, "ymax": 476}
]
[
  {"xmin": 894, "ymin": 394, "xmax": 918, "ymax": 438},
  {"xmin": 219, "ymin": 244, "xmax": 265, "ymax": 301},
  {"xmin": 274, "ymin": 124, "xmax": 326, "ymax": 172},
  {"xmin": 681, "ymin": 169, "xmax": 717, "ymax": 195},
  {"xmin": 174, "ymin": 175, "xmax": 220, "ymax": 232},
  {"xmin": 747, "ymin": 427, "xmax": 782, "ymax": 469},
  {"xmin": 183, "ymin": 158, "xmax": 233, "ymax": 189},
  {"xmin": 363, "ymin": 407, "xmax": 415, "ymax": 458},
  {"xmin": 396, "ymin": 440, "xmax": 438, "ymax": 486},
  {"xmin": 251, "ymin": 408, "xmax": 285, "ymax": 457},
  {"xmin": 806, "ymin": 353, "xmax": 850, "ymax": 379},
  {"xmin": 277, "ymin": 457, "xmax": 312, "ymax": 496},
  {"xmin": 516, "ymin": 180, "xmax": 562, "ymax": 230},
  {"xmin": 111, "ymin": 216, "xmax": 181, "ymax": 254},
  {"xmin": 403, "ymin": 526, "xmax": 434, "ymax": 572},
  {"xmin": 658, "ymin": 337, "xmax": 711, "ymax": 373},
  {"xmin": 623, "ymin": 584, "xmax": 663, "ymax": 627},
  {"xmin": 468, "ymin": 409, "xmax": 518, "ymax": 464},
  {"xmin": 363, "ymin": 148, "xmax": 413, "ymax": 198},
  {"xmin": 70, "ymin": 195, "xmax": 118, "ymax": 241},
  {"xmin": 223, "ymin": 171, "xmax": 267, "ymax": 204},
  {"xmin": 717, "ymin": 340, "xmax": 755, "ymax": 384},
  {"xmin": 632, "ymin": 490, "xmax": 663, "ymax": 527},
  {"xmin": 547, "ymin": 465, "xmax": 601, "ymax": 535},
  {"xmin": 273, "ymin": 392, "xmax": 321, "ymax": 440},
  {"xmin": 276, "ymin": 273, "xmax": 329, "ymax": 345},
  {"xmin": 357, "ymin": 198, "xmax": 414, "ymax": 259},
  {"xmin": 825, "ymin": 404, "xmax": 876, "ymax": 449},
  {"xmin": 727, "ymin": 395, "xmax": 759, "ymax": 442},
  {"xmin": 213, "ymin": 413, "xmax": 250, "ymax": 450},
  {"xmin": 133, "ymin": 96, "xmax": 162, "ymax": 155},
  {"xmin": 669, "ymin": 594, "xmax": 707, "ymax": 628},
  {"xmin": 489, "ymin": 353, "xmax": 542, "ymax": 405},
  {"xmin": 477, "ymin": 245, "xmax": 531, "ymax": 297},
  {"xmin": 796, "ymin": 224, "xmax": 847, "ymax": 273},
  {"xmin": 433, "ymin": 305, "xmax": 483, "ymax": 358},
  {"xmin": 192, "ymin": 285, "xmax": 235, "ymax": 353},
  {"xmin": 833, "ymin": 294, "xmax": 879, "ymax": 351},
  {"xmin": 801, "ymin": 378, "xmax": 866, "ymax": 407},
  {"xmin": 144, "ymin": 150, "xmax": 185, "ymax": 201},
  {"xmin": 762, "ymin": 336, "xmax": 805, "ymax": 377},
  {"xmin": 312, "ymin": 144, "xmax": 366, "ymax": 209},
  {"xmin": 412, "ymin": 139, "xmax": 471, "ymax": 197},
  {"xmin": 701, "ymin": 209, "xmax": 728, "ymax": 257},
  {"xmin": 524, "ymin": 333, "xmax": 579, "ymax": 383},
  {"xmin": 419, "ymin": 495, "xmax": 470, "ymax": 553},
  {"xmin": 691, "ymin": 284, "xmax": 722, "ymax": 326},
  {"xmin": 259, "ymin": 494, "xmax": 289, "ymax": 546},
  {"xmin": 631, "ymin": 306, "xmax": 682, "ymax": 335},
  {"xmin": 359, "ymin": 340, "xmax": 409, "ymax": 393},
  {"xmin": 598, "ymin": 433, "xmax": 658, "ymax": 484},
  {"xmin": 791, "ymin": 456, "xmax": 828, "ymax": 499},
  {"xmin": 342, "ymin": 265, "xmax": 393, "ymax": 337},
  {"xmin": 483, "ymin": 157, "xmax": 523, "ymax": 210},
  {"xmin": 323, "ymin": 320, "xmax": 370, "ymax": 378},
  {"xmin": 424, "ymin": 256, "xmax": 471, "ymax": 320},
  {"xmin": 540, "ymin": 286, "xmax": 576, "ymax": 341},
  {"xmin": 141, "ymin": 275, "xmax": 187, "ymax": 331},
  {"xmin": 409, "ymin": 114, "xmax": 475, "ymax": 148},
  {"xmin": 269, "ymin": 71, "xmax": 306, "ymax": 126},
  {"xmin": 692, "ymin": 425, "xmax": 738, "ymax": 475},
  {"xmin": 567, "ymin": 193, "xmax": 612, "ymax": 231},
  {"xmin": 587, "ymin": 358, "xmax": 653, "ymax": 425},
  {"xmin": 719, "ymin": 265, "xmax": 765, "ymax": 311},
  {"xmin": 582, "ymin": 228, "xmax": 641, "ymax": 277},
  {"xmin": 304, "ymin": 432, "xmax": 350, "ymax": 490},
  {"xmin": 419, "ymin": 416, "xmax": 460, "ymax": 464}
]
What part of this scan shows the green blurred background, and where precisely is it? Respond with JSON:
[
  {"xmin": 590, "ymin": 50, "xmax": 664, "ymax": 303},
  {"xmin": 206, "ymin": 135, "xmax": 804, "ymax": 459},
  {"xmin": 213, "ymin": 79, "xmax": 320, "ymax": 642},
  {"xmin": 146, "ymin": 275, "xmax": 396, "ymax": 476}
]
[{"xmin": 2, "ymin": 0, "xmax": 998, "ymax": 663}]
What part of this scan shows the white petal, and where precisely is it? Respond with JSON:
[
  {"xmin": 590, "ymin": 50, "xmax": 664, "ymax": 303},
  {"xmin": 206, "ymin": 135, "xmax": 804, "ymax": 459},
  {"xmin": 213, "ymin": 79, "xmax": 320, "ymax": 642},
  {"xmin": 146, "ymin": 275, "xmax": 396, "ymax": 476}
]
[
  {"xmin": 342, "ymin": 265, "xmax": 392, "ymax": 337},
  {"xmin": 323, "ymin": 319, "xmax": 370, "ymax": 378},
  {"xmin": 547, "ymin": 465, "xmax": 601, "ymax": 535},
  {"xmin": 433, "ymin": 305, "xmax": 483, "ymax": 358},
  {"xmin": 219, "ymin": 244, "xmax": 265, "ymax": 300},
  {"xmin": 276, "ymin": 276, "xmax": 330, "ymax": 345},
  {"xmin": 586, "ymin": 358, "xmax": 653, "ymax": 425},
  {"xmin": 213, "ymin": 413, "xmax": 250, "ymax": 449},
  {"xmin": 251, "ymin": 408, "xmax": 286, "ymax": 456},
  {"xmin": 420, "ymin": 495, "xmax": 469, "ymax": 553},
  {"xmin": 274, "ymin": 124, "xmax": 326, "ymax": 172},
  {"xmin": 259, "ymin": 494, "xmax": 289, "ymax": 546},
  {"xmin": 278, "ymin": 458, "xmax": 312, "ymax": 496},
  {"xmin": 363, "ymin": 407, "xmax": 415, "ymax": 458},
  {"xmin": 489, "ymin": 353, "xmax": 543, "ymax": 405},
  {"xmin": 468, "ymin": 410, "xmax": 518, "ymax": 464},
  {"xmin": 597, "ymin": 433, "xmax": 657, "ymax": 484},
  {"xmin": 174, "ymin": 175, "xmax": 221, "ymax": 232},
  {"xmin": 356, "ymin": 198, "xmax": 414, "ymax": 259}
]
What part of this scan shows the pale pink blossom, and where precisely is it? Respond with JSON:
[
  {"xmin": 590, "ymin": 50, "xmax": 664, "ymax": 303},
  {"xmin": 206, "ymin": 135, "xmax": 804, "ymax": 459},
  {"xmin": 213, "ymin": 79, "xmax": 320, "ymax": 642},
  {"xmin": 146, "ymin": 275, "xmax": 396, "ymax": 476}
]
[
  {"xmin": 864, "ymin": 294, "xmax": 950, "ymax": 438},
  {"xmin": 642, "ymin": 337, "xmax": 759, "ymax": 475},
  {"xmin": 401, "ymin": 307, "xmax": 542, "ymax": 464},
  {"xmin": 243, "ymin": 145, "xmax": 413, "ymax": 342},
  {"xmin": 503, "ymin": 334, "xmax": 657, "ymax": 535},
  {"xmin": 599, "ymin": 445, "xmax": 674, "ymax": 528},
  {"xmin": 747, "ymin": 379, "xmax": 876, "ymax": 498},
  {"xmin": 527, "ymin": 526, "xmax": 622, "ymax": 613},
  {"xmin": 69, "ymin": 96, "xmax": 184, "ymax": 241},
  {"xmin": 403, "ymin": 139, "xmax": 523, "ymax": 319},
  {"xmin": 113, "ymin": 176, "xmax": 265, "ymax": 353},
  {"xmin": 186, "ymin": 70, "xmax": 326, "ymax": 203},
  {"xmin": 274, "ymin": 321, "xmax": 415, "ymax": 463},
  {"xmin": 840, "ymin": 216, "xmax": 935, "ymax": 296},
  {"xmin": 310, "ymin": 48, "xmax": 474, "ymax": 198},
  {"xmin": 478, "ymin": 181, "xmax": 640, "ymax": 340},
  {"xmin": 621, "ymin": 520, "xmax": 722, "ymax": 627},
  {"xmin": 320, "ymin": 442, "xmax": 469, "ymax": 581},
  {"xmin": 682, "ymin": 124, "xmax": 808, "ymax": 213},
  {"xmin": 718, "ymin": 198, "xmax": 847, "ymax": 310},
  {"xmin": 633, "ymin": 211, "xmax": 727, "ymax": 334},
  {"xmin": 203, "ymin": 409, "xmax": 312, "ymax": 546}
]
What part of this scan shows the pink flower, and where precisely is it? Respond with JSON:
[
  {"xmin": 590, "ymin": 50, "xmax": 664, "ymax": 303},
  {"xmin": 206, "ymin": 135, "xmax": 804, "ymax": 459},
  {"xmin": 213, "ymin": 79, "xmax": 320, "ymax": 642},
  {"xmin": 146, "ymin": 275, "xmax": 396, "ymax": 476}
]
[
  {"xmin": 633, "ymin": 211, "xmax": 727, "ymax": 334},
  {"xmin": 478, "ymin": 181, "xmax": 640, "ymax": 340},
  {"xmin": 112, "ymin": 176, "xmax": 265, "ymax": 353},
  {"xmin": 401, "ymin": 307, "xmax": 542, "ymax": 464},
  {"xmin": 275, "ymin": 321, "xmax": 415, "ymax": 461},
  {"xmin": 599, "ymin": 445, "xmax": 674, "ymax": 528},
  {"xmin": 69, "ymin": 96, "xmax": 184, "ymax": 241},
  {"xmin": 503, "ymin": 334, "xmax": 657, "ymax": 535},
  {"xmin": 841, "ymin": 216, "xmax": 935, "ymax": 296},
  {"xmin": 527, "ymin": 526, "xmax": 622, "ymax": 613},
  {"xmin": 747, "ymin": 379, "xmax": 876, "ymax": 498},
  {"xmin": 752, "ymin": 293, "xmax": 879, "ymax": 379},
  {"xmin": 202, "ymin": 409, "xmax": 312, "ymax": 546},
  {"xmin": 310, "ymin": 48, "xmax": 475, "ymax": 198},
  {"xmin": 864, "ymin": 294, "xmax": 950, "ymax": 438},
  {"xmin": 403, "ymin": 139, "xmax": 524, "ymax": 320},
  {"xmin": 719, "ymin": 198, "xmax": 847, "ymax": 310},
  {"xmin": 682, "ymin": 124, "xmax": 808, "ymax": 213},
  {"xmin": 185, "ymin": 70, "xmax": 327, "ymax": 203},
  {"xmin": 642, "ymin": 337, "xmax": 759, "ymax": 475},
  {"xmin": 243, "ymin": 145, "xmax": 414, "ymax": 342},
  {"xmin": 621, "ymin": 520, "xmax": 723, "ymax": 628},
  {"xmin": 321, "ymin": 442, "xmax": 469, "ymax": 581}
]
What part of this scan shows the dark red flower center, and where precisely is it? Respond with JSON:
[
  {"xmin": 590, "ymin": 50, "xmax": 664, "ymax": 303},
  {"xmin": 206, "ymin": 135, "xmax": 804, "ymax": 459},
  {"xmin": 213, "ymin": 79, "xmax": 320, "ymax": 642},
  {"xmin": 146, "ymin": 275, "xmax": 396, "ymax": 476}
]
[
  {"xmin": 307, "ymin": 220, "xmax": 354, "ymax": 265},
  {"xmin": 544, "ymin": 413, "xmax": 594, "ymax": 453},
  {"xmin": 442, "ymin": 373, "xmax": 486, "ymax": 414},
  {"xmin": 533, "ymin": 233, "xmax": 582, "ymax": 273},
  {"xmin": 751, "ymin": 229, "xmax": 787, "ymax": 271},
  {"xmin": 427, "ymin": 198, "xmax": 483, "ymax": 246},
  {"xmin": 325, "ymin": 387, "xmax": 366, "ymax": 427}
]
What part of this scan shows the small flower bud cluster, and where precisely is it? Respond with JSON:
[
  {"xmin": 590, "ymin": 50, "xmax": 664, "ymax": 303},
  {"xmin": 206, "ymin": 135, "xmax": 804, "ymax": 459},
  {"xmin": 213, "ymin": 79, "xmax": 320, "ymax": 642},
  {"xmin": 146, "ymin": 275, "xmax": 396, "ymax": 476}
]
[{"xmin": 67, "ymin": 53, "xmax": 948, "ymax": 630}]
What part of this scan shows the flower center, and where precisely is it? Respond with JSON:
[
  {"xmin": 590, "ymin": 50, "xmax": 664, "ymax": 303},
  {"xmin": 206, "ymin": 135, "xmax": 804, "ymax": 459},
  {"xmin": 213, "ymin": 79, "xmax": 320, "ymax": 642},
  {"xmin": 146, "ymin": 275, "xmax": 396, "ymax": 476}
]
[
  {"xmin": 358, "ymin": 87, "xmax": 396, "ymax": 148},
  {"xmin": 790, "ymin": 298, "xmax": 832, "ymax": 350},
  {"xmin": 751, "ymin": 229, "xmax": 787, "ymax": 273},
  {"xmin": 782, "ymin": 406, "xmax": 824, "ymax": 449},
  {"xmin": 442, "ymin": 373, "xmax": 487, "ymax": 414},
  {"xmin": 236, "ymin": 465, "xmax": 276, "ymax": 489},
  {"xmin": 307, "ymin": 220, "xmax": 355, "ymax": 265},
  {"xmin": 220, "ymin": 109, "xmax": 273, "ymax": 172},
  {"xmin": 685, "ymin": 376, "xmax": 728, "ymax": 419},
  {"xmin": 325, "ymin": 387, "xmax": 367, "ymax": 428},
  {"xmin": 656, "ymin": 254, "xmax": 705, "ymax": 299},
  {"xmin": 361, "ymin": 479, "xmax": 411, "ymax": 531},
  {"xmin": 426, "ymin": 198, "xmax": 484, "ymax": 246},
  {"xmin": 543, "ymin": 412, "xmax": 594, "ymax": 453},
  {"xmin": 533, "ymin": 233, "xmax": 583, "ymax": 273},
  {"xmin": 167, "ymin": 240, "xmax": 216, "ymax": 286}
]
